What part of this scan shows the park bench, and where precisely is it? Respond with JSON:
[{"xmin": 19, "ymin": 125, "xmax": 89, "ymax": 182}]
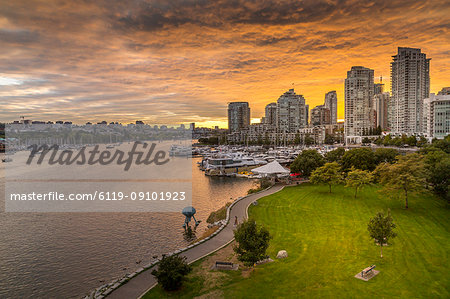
[
  {"xmin": 215, "ymin": 261, "xmax": 234, "ymax": 270},
  {"xmin": 361, "ymin": 265, "xmax": 376, "ymax": 277}
]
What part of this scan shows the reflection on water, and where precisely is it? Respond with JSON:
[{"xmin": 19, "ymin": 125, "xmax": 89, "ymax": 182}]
[{"xmin": 0, "ymin": 157, "xmax": 254, "ymax": 298}]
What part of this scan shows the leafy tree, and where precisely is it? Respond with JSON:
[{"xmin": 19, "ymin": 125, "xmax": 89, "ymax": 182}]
[
  {"xmin": 362, "ymin": 137, "xmax": 371, "ymax": 144},
  {"xmin": 374, "ymin": 148, "xmax": 398, "ymax": 164},
  {"xmin": 376, "ymin": 125, "xmax": 382, "ymax": 135},
  {"xmin": 151, "ymin": 254, "xmax": 192, "ymax": 291},
  {"xmin": 375, "ymin": 153, "xmax": 426, "ymax": 209},
  {"xmin": 290, "ymin": 149, "xmax": 324, "ymax": 177},
  {"xmin": 234, "ymin": 219, "xmax": 271, "ymax": 267},
  {"xmin": 374, "ymin": 136, "xmax": 383, "ymax": 146},
  {"xmin": 341, "ymin": 148, "xmax": 376, "ymax": 171},
  {"xmin": 422, "ymin": 148, "xmax": 450, "ymax": 200},
  {"xmin": 367, "ymin": 210, "xmax": 397, "ymax": 258},
  {"xmin": 431, "ymin": 136, "xmax": 450, "ymax": 154},
  {"xmin": 324, "ymin": 134, "xmax": 335, "ymax": 145},
  {"xmin": 382, "ymin": 134, "xmax": 392, "ymax": 146},
  {"xmin": 304, "ymin": 134, "xmax": 314, "ymax": 145},
  {"xmin": 325, "ymin": 147, "xmax": 346, "ymax": 163},
  {"xmin": 417, "ymin": 136, "xmax": 428, "ymax": 147},
  {"xmin": 310, "ymin": 162, "xmax": 343, "ymax": 193},
  {"xmin": 345, "ymin": 167, "xmax": 373, "ymax": 198},
  {"xmin": 406, "ymin": 135, "xmax": 417, "ymax": 146},
  {"xmin": 392, "ymin": 137, "xmax": 403, "ymax": 147}
]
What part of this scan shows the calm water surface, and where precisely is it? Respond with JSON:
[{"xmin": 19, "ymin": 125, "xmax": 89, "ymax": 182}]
[{"xmin": 0, "ymin": 156, "xmax": 255, "ymax": 298}]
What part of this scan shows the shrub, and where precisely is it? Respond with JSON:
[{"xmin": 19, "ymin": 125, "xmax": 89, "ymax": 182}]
[{"xmin": 151, "ymin": 255, "xmax": 192, "ymax": 291}]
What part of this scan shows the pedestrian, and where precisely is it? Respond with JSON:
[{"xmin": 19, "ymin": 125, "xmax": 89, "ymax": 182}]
[{"xmin": 234, "ymin": 216, "xmax": 238, "ymax": 226}]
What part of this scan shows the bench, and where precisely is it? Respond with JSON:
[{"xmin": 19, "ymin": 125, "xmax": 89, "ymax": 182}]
[
  {"xmin": 361, "ymin": 265, "xmax": 376, "ymax": 277},
  {"xmin": 215, "ymin": 261, "xmax": 234, "ymax": 270}
]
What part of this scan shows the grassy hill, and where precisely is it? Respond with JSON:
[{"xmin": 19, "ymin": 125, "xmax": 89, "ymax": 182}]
[{"xmin": 145, "ymin": 184, "xmax": 450, "ymax": 298}]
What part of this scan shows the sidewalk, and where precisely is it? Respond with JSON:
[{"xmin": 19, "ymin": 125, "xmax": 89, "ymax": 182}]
[{"xmin": 107, "ymin": 184, "xmax": 286, "ymax": 299}]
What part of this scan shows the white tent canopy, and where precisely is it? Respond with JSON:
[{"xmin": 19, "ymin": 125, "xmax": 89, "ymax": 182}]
[{"xmin": 251, "ymin": 160, "xmax": 290, "ymax": 175}]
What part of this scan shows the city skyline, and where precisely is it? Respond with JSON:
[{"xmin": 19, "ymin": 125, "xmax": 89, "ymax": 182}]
[{"xmin": 1, "ymin": 1, "xmax": 449, "ymax": 128}]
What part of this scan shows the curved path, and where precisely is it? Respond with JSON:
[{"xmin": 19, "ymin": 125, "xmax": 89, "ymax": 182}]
[{"xmin": 107, "ymin": 184, "xmax": 286, "ymax": 299}]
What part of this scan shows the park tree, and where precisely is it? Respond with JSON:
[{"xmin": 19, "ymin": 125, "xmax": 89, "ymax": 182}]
[
  {"xmin": 304, "ymin": 134, "xmax": 315, "ymax": 145},
  {"xmin": 345, "ymin": 167, "xmax": 373, "ymax": 198},
  {"xmin": 431, "ymin": 136, "xmax": 450, "ymax": 154},
  {"xmin": 417, "ymin": 136, "xmax": 428, "ymax": 147},
  {"xmin": 376, "ymin": 125, "xmax": 382, "ymax": 135},
  {"xmin": 325, "ymin": 147, "xmax": 346, "ymax": 163},
  {"xmin": 341, "ymin": 148, "xmax": 376, "ymax": 171},
  {"xmin": 374, "ymin": 136, "xmax": 383, "ymax": 146},
  {"xmin": 375, "ymin": 153, "xmax": 426, "ymax": 209},
  {"xmin": 367, "ymin": 210, "xmax": 397, "ymax": 258},
  {"xmin": 374, "ymin": 148, "xmax": 398, "ymax": 164},
  {"xmin": 392, "ymin": 137, "xmax": 403, "ymax": 147},
  {"xmin": 290, "ymin": 149, "xmax": 324, "ymax": 177},
  {"xmin": 310, "ymin": 162, "xmax": 343, "ymax": 193},
  {"xmin": 406, "ymin": 135, "xmax": 417, "ymax": 146},
  {"xmin": 234, "ymin": 219, "xmax": 271, "ymax": 267},
  {"xmin": 422, "ymin": 148, "xmax": 450, "ymax": 200},
  {"xmin": 324, "ymin": 134, "xmax": 335, "ymax": 145},
  {"xmin": 382, "ymin": 134, "xmax": 392, "ymax": 146},
  {"xmin": 151, "ymin": 254, "xmax": 192, "ymax": 291}
]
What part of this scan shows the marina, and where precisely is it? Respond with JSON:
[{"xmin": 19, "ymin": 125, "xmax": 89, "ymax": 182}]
[{"xmin": 193, "ymin": 144, "xmax": 337, "ymax": 177}]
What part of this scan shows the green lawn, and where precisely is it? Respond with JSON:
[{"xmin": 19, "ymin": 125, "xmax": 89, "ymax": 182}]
[{"xmin": 145, "ymin": 184, "xmax": 450, "ymax": 298}]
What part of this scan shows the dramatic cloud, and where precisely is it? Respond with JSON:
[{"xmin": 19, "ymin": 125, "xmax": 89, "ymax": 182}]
[{"xmin": 0, "ymin": 0, "xmax": 449, "ymax": 126}]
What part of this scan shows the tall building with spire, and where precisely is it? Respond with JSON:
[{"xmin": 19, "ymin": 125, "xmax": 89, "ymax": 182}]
[
  {"xmin": 344, "ymin": 66, "xmax": 374, "ymax": 138},
  {"xmin": 324, "ymin": 91, "xmax": 338, "ymax": 124},
  {"xmin": 390, "ymin": 47, "xmax": 430, "ymax": 135},
  {"xmin": 276, "ymin": 89, "xmax": 307, "ymax": 133}
]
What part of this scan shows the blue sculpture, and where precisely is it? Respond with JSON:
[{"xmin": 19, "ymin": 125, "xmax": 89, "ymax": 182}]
[{"xmin": 182, "ymin": 206, "xmax": 200, "ymax": 229}]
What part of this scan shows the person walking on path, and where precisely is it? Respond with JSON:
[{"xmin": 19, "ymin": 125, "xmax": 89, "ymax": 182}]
[{"xmin": 234, "ymin": 216, "xmax": 238, "ymax": 226}]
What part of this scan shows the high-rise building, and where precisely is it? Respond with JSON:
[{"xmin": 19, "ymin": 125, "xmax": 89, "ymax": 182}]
[
  {"xmin": 264, "ymin": 102, "xmax": 277, "ymax": 126},
  {"xmin": 344, "ymin": 66, "xmax": 374, "ymax": 137},
  {"xmin": 423, "ymin": 93, "xmax": 450, "ymax": 139},
  {"xmin": 227, "ymin": 102, "xmax": 250, "ymax": 132},
  {"xmin": 373, "ymin": 83, "xmax": 384, "ymax": 95},
  {"xmin": 276, "ymin": 89, "xmax": 307, "ymax": 133},
  {"xmin": 390, "ymin": 47, "xmax": 430, "ymax": 135},
  {"xmin": 311, "ymin": 105, "xmax": 331, "ymax": 126},
  {"xmin": 373, "ymin": 92, "xmax": 390, "ymax": 130},
  {"xmin": 324, "ymin": 91, "xmax": 338, "ymax": 124}
]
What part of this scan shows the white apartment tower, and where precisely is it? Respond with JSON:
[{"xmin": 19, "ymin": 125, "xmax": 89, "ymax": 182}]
[
  {"xmin": 276, "ymin": 89, "xmax": 307, "ymax": 133},
  {"xmin": 324, "ymin": 91, "xmax": 338, "ymax": 124},
  {"xmin": 390, "ymin": 47, "xmax": 430, "ymax": 135},
  {"xmin": 344, "ymin": 66, "xmax": 374, "ymax": 137}
]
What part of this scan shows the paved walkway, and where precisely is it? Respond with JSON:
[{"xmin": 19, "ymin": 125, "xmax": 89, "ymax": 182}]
[{"xmin": 107, "ymin": 184, "xmax": 286, "ymax": 299}]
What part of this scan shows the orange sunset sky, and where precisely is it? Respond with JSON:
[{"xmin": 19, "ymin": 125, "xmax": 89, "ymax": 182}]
[{"xmin": 0, "ymin": 0, "xmax": 449, "ymax": 128}]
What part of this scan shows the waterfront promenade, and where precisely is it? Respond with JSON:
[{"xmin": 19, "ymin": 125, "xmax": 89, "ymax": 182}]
[{"xmin": 107, "ymin": 184, "xmax": 286, "ymax": 299}]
